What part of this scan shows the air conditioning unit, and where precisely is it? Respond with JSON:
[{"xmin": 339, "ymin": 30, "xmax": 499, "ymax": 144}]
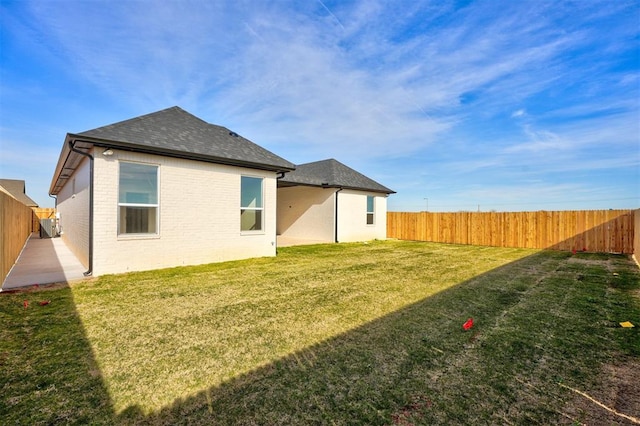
[{"xmin": 40, "ymin": 218, "xmax": 58, "ymax": 238}]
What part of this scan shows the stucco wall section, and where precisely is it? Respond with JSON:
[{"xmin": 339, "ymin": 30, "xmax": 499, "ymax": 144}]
[
  {"xmin": 56, "ymin": 154, "xmax": 91, "ymax": 268},
  {"xmin": 91, "ymin": 149, "xmax": 277, "ymax": 275},
  {"xmin": 276, "ymin": 186, "xmax": 335, "ymax": 242},
  {"xmin": 337, "ymin": 189, "xmax": 387, "ymax": 242}
]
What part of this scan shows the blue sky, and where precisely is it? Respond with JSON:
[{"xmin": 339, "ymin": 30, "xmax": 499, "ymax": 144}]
[{"xmin": 1, "ymin": 0, "xmax": 638, "ymax": 211}]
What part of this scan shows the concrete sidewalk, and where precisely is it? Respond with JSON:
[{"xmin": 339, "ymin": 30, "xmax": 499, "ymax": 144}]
[{"xmin": 2, "ymin": 234, "xmax": 88, "ymax": 291}]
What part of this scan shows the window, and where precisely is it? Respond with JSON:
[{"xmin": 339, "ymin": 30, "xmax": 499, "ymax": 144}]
[
  {"xmin": 366, "ymin": 196, "xmax": 375, "ymax": 225},
  {"xmin": 241, "ymin": 176, "xmax": 263, "ymax": 232},
  {"xmin": 118, "ymin": 162, "xmax": 158, "ymax": 234}
]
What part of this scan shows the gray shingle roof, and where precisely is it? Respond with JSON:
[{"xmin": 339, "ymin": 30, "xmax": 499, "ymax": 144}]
[
  {"xmin": 279, "ymin": 159, "xmax": 394, "ymax": 194},
  {"xmin": 50, "ymin": 107, "xmax": 296, "ymax": 195},
  {"xmin": 76, "ymin": 106, "xmax": 295, "ymax": 172},
  {"xmin": 0, "ymin": 179, "xmax": 38, "ymax": 206}
]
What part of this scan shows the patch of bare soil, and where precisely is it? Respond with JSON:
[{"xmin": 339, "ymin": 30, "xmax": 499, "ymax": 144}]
[
  {"xmin": 566, "ymin": 257, "xmax": 611, "ymax": 267},
  {"xmin": 560, "ymin": 358, "xmax": 640, "ymax": 425}
]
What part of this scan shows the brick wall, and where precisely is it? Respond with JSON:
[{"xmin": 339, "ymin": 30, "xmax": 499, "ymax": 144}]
[
  {"xmin": 277, "ymin": 186, "xmax": 335, "ymax": 242},
  {"xmin": 57, "ymin": 155, "xmax": 91, "ymax": 268},
  {"xmin": 337, "ymin": 190, "xmax": 388, "ymax": 242},
  {"xmin": 87, "ymin": 149, "xmax": 278, "ymax": 275}
]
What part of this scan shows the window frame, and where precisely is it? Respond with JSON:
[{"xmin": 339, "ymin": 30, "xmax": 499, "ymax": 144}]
[
  {"xmin": 117, "ymin": 161, "xmax": 160, "ymax": 237},
  {"xmin": 366, "ymin": 195, "xmax": 375, "ymax": 225},
  {"xmin": 240, "ymin": 175, "xmax": 264, "ymax": 234}
]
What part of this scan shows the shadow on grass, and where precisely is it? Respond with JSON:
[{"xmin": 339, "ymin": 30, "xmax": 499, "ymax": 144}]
[
  {"xmin": 2, "ymin": 248, "xmax": 638, "ymax": 425},
  {"xmin": 0, "ymin": 284, "xmax": 114, "ymax": 424},
  {"xmin": 123, "ymin": 250, "xmax": 639, "ymax": 425}
]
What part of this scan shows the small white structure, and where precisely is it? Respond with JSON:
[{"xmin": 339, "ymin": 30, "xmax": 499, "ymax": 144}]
[{"xmin": 277, "ymin": 159, "xmax": 394, "ymax": 244}]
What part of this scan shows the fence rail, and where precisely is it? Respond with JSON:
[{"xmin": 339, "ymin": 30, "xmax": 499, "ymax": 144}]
[{"xmin": 387, "ymin": 210, "xmax": 636, "ymax": 254}]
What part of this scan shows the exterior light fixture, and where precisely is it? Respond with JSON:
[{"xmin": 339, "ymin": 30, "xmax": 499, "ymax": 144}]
[{"xmin": 103, "ymin": 148, "xmax": 114, "ymax": 156}]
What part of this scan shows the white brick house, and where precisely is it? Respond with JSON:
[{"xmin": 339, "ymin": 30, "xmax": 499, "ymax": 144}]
[
  {"xmin": 277, "ymin": 159, "xmax": 394, "ymax": 245},
  {"xmin": 49, "ymin": 107, "xmax": 294, "ymax": 276},
  {"xmin": 49, "ymin": 107, "xmax": 394, "ymax": 276}
]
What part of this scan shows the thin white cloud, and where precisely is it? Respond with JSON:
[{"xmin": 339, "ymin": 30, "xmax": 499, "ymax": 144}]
[
  {"xmin": 2, "ymin": 0, "xmax": 638, "ymax": 210},
  {"xmin": 19, "ymin": 0, "xmax": 605, "ymax": 161},
  {"xmin": 317, "ymin": 0, "xmax": 345, "ymax": 30},
  {"xmin": 505, "ymin": 110, "xmax": 639, "ymax": 154}
]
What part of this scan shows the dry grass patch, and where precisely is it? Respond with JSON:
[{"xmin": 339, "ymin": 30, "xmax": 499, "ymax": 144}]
[{"xmin": 560, "ymin": 359, "xmax": 640, "ymax": 425}]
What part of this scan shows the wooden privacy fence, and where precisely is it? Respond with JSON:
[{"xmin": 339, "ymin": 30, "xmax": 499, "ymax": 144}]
[
  {"xmin": 33, "ymin": 207, "xmax": 56, "ymax": 233},
  {"xmin": 387, "ymin": 210, "xmax": 636, "ymax": 254},
  {"xmin": 0, "ymin": 195, "xmax": 57, "ymax": 285},
  {"xmin": 1, "ymin": 192, "xmax": 35, "ymax": 285}
]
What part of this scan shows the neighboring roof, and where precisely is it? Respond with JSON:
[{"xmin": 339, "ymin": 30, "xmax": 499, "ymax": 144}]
[
  {"xmin": 0, "ymin": 179, "xmax": 38, "ymax": 207},
  {"xmin": 278, "ymin": 159, "xmax": 395, "ymax": 194},
  {"xmin": 50, "ymin": 106, "xmax": 296, "ymax": 195}
]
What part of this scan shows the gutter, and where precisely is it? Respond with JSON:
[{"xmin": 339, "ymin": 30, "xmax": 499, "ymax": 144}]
[
  {"xmin": 67, "ymin": 134, "xmax": 296, "ymax": 174},
  {"xmin": 321, "ymin": 183, "xmax": 344, "ymax": 243},
  {"xmin": 334, "ymin": 187, "xmax": 343, "ymax": 243},
  {"xmin": 48, "ymin": 193, "xmax": 59, "ymax": 236},
  {"xmin": 68, "ymin": 140, "xmax": 93, "ymax": 276}
]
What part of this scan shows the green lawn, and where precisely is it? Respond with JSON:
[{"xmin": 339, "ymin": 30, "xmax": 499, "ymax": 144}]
[{"xmin": 1, "ymin": 240, "xmax": 638, "ymax": 425}]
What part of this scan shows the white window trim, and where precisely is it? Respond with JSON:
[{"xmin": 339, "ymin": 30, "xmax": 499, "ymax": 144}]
[
  {"xmin": 117, "ymin": 161, "xmax": 160, "ymax": 238},
  {"xmin": 366, "ymin": 195, "xmax": 375, "ymax": 226},
  {"xmin": 240, "ymin": 175, "xmax": 265, "ymax": 235}
]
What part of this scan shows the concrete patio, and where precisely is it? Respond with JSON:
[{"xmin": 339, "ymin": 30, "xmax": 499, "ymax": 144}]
[
  {"xmin": 276, "ymin": 235, "xmax": 330, "ymax": 247},
  {"xmin": 2, "ymin": 233, "xmax": 88, "ymax": 291}
]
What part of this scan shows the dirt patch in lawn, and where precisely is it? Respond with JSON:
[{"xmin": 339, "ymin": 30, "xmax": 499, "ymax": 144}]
[
  {"xmin": 566, "ymin": 256, "xmax": 607, "ymax": 266},
  {"xmin": 560, "ymin": 358, "xmax": 640, "ymax": 425}
]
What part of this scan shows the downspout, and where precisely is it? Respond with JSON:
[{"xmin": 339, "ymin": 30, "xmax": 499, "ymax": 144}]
[
  {"xmin": 69, "ymin": 140, "xmax": 93, "ymax": 276},
  {"xmin": 48, "ymin": 193, "xmax": 59, "ymax": 236},
  {"xmin": 334, "ymin": 187, "xmax": 343, "ymax": 243},
  {"xmin": 275, "ymin": 171, "xmax": 288, "ymax": 246}
]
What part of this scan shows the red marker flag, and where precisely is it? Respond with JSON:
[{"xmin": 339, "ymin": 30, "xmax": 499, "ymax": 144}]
[{"xmin": 463, "ymin": 318, "xmax": 474, "ymax": 330}]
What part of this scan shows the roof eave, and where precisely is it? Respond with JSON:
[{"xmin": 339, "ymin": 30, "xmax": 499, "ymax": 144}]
[
  {"xmin": 50, "ymin": 134, "xmax": 296, "ymax": 195},
  {"xmin": 333, "ymin": 185, "xmax": 395, "ymax": 194},
  {"xmin": 79, "ymin": 134, "xmax": 295, "ymax": 172},
  {"xmin": 49, "ymin": 134, "xmax": 86, "ymax": 196},
  {"xmin": 278, "ymin": 180, "xmax": 395, "ymax": 194}
]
